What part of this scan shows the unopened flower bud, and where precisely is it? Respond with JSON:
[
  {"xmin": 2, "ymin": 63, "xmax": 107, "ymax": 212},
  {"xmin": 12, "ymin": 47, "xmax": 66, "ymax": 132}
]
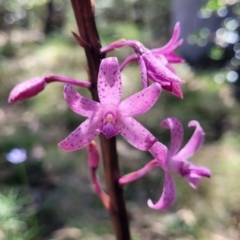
[
  {"xmin": 87, "ymin": 141, "xmax": 99, "ymax": 169},
  {"xmin": 8, "ymin": 75, "xmax": 91, "ymax": 103},
  {"xmin": 8, "ymin": 77, "xmax": 46, "ymax": 103}
]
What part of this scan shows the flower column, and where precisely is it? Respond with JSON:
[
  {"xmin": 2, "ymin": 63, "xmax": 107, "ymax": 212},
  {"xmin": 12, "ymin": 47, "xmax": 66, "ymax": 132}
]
[{"xmin": 70, "ymin": 1, "xmax": 131, "ymax": 239}]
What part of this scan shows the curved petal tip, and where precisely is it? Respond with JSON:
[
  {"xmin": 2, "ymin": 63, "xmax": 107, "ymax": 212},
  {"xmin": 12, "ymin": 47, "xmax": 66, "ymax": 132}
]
[{"xmin": 147, "ymin": 172, "xmax": 176, "ymax": 211}]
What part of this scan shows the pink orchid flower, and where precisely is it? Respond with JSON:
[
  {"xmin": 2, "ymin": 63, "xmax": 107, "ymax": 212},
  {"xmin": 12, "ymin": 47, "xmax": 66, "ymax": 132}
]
[
  {"xmin": 101, "ymin": 23, "xmax": 184, "ymax": 98},
  {"xmin": 58, "ymin": 57, "xmax": 161, "ymax": 152},
  {"xmin": 119, "ymin": 117, "xmax": 211, "ymax": 210},
  {"xmin": 148, "ymin": 118, "xmax": 211, "ymax": 210},
  {"xmin": 120, "ymin": 22, "xmax": 184, "ymax": 72}
]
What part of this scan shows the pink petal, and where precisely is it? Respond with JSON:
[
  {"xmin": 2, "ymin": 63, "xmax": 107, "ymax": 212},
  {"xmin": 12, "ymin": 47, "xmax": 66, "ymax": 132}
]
[
  {"xmin": 117, "ymin": 116, "xmax": 157, "ymax": 151},
  {"xmin": 119, "ymin": 159, "xmax": 158, "ymax": 185},
  {"xmin": 64, "ymin": 84, "xmax": 100, "ymax": 117},
  {"xmin": 153, "ymin": 54, "xmax": 177, "ymax": 73},
  {"xmin": 148, "ymin": 71, "xmax": 183, "ymax": 99},
  {"xmin": 147, "ymin": 172, "xmax": 176, "ymax": 210},
  {"xmin": 167, "ymin": 158, "xmax": 184, "ymax": 174},
  {"xmin": 161, "ymin": 117, "xmax": 184, "ymax": 158},
  {"xmin": 171, "ymin": 82, "xmax": 183, "ymax": 99},
  {"xmin": 58, "ymin": 116, "xmax": 101, "ymax": 151},
  {"xmin": 152, "ymin": 22, "xmax": 182, "ymax": 55},
  {"xmin": 8, "ymin": 77, "xmax": 46, "ymax": 103},
  {"xmin": 98, "ymin": 57, "xmax": 122, "ymax": 105},
  {"xmin": 171, "ymin": 22, "xmax": 181, "ymax": 45},
  {"xmin": 149, "ymin": 141, "xmax": 168, "ymax": 168},
  {"xmin": 119, "ymin": 83, "xmax": 161, "ymax": 117},
  {"xmin": 181, "ymin": 163, "xmax": 211, "ymax": 188},
  {"xmin": 165, "ymin": 63, "xmax": 176, "ymax": 74},
  {"xmin": 174, "ymin": 38, "xmax": 184, "ymax": 50},
  {"xmin": 143, "ymin": 52, "xmax": 184, "ymax": 84},
  {"xmin": 138, "ymin": 55, "xmax": 148, "ymax": 88},
  {"xmin": 174, "ymin": 121, "xmax": 205, "ymax": 161},
  {"xmin": 166, "ymin": 52, "xmax": 185, "ymax": 63},
  {"xmin": 119, "ymin": 53, "xmax": 138, "ymax": 71},
  {"xmin": 158, "ymin": 81, "xmax": 183, "ymax": 99},
  {"xmin": 146, "ymin": 65, "xmax": 184, "ymax": 84},
  {"xmin": 186, "ymin": 177, "xmax": 200, "ymax": 189},
  {"xmin": 156, "ymin": 54, "xmax": 168, "ymax": 64}
]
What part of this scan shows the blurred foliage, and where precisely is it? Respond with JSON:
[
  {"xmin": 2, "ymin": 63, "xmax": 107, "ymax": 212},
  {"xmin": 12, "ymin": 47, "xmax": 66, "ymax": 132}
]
[
  {"xmin": 94, "ymin": 0, "xmax": 170, "ymax": 42},
  {"xmin": 0, "ymin": 190, "xmax": 38, "ymax": 240},
  {"xmin": 204, "ymin": 0, "xmax": 239, "ymax": 11}
]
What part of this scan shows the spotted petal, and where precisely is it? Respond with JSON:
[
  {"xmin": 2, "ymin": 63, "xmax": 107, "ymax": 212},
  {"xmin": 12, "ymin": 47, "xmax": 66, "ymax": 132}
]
[
  {"xmin": 149, "ymin": 141, "xmax": 168, "ymax": 168},
  {"xmin": 173, "ymin": 120, "xmax": 204, "ymax": 161},
  {"xmin": 119, "ymin": 83, "xmax": 161, "ymax": 117},
  {"xmin": 147, "ymin": 172, "xmax": 176, "ymax": 210},
  {"xmin": 58, "ymin": 114, "xmax": 102, "ymax": 151},
  {"xmin": 64, "ymin": 84, "xmax": 100, "ymax": 117},
  {"xmin": 146, "ymin": 62, "xmax": 184, "ymax": 84},
  {"xmin": 118, "ymin": 116, "xmax": 157, "ymax": 151},
  {"xmin": 161, "ymin": 117, "xmax": 184, "ymax": 158},
  {"xmin": 8, "ymin": 77, "xmax": 46, "ymax": 103},
  {"xmin": 138, "ymin": 55, "xmax": 148, "ymax": 88},
  {"xmin": 98, "ymin": 57, "xmax": 122, "ymax": 105},
  {"xmin": 148, "ymin": 71, "xmax": 183, "ymax": 98}
]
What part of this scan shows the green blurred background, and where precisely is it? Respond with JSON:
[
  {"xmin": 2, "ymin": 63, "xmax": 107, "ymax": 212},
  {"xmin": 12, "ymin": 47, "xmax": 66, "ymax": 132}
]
[{"xmin": 0, "ymin": 0, "xmax": 240, "ymax": 239}]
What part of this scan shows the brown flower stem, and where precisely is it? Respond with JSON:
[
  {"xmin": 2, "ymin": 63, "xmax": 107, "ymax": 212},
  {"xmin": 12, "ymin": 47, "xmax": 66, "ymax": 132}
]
[{"xmin": 70, "ymin": 1, "xmax": 131, "ymax": 239}]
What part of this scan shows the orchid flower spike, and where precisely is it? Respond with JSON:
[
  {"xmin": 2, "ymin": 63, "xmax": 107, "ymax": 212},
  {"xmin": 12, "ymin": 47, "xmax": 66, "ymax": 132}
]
[
  {"xmin": 8, "ymin": 75, "xmax": 91, "ymax": 103},
  {"xmin": 101, "ymin": 23, "xmax": 184, "ymax": 98},
  {"xmin": 59, "ymin": 57, "xmax": 160, "ymax": 152},
  {"xmin": 146, "ymin": 117, "xmax": 211, "ymax": 210}
]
